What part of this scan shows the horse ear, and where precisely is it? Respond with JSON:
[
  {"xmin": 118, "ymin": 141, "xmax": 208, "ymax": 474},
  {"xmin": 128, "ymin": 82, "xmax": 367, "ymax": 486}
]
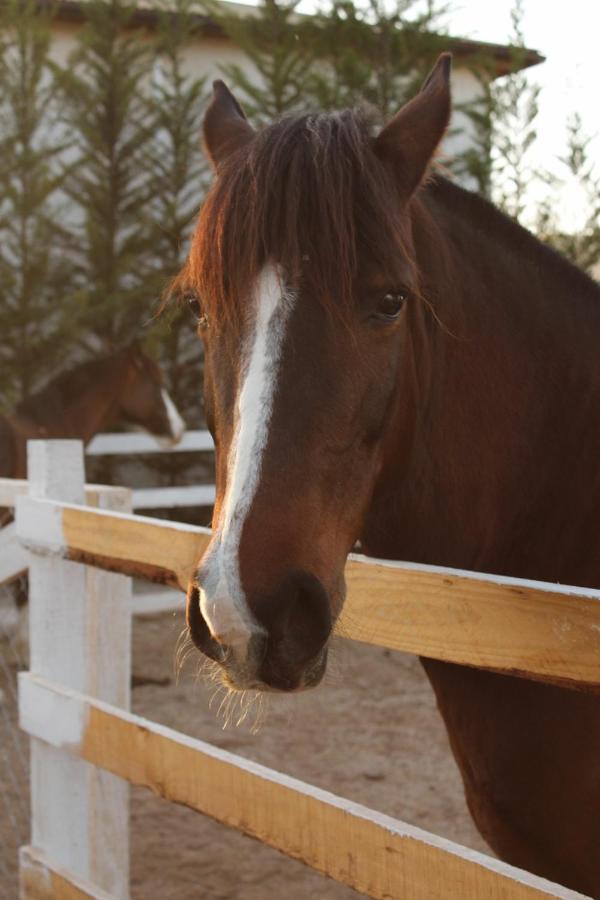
[
  {"xmin": 203, "ymin": 80, "xmax": 255, "ymax": 170},
  {"xmin": 374, "ymin": 53, "xmax": 452, "ymax": 199}
]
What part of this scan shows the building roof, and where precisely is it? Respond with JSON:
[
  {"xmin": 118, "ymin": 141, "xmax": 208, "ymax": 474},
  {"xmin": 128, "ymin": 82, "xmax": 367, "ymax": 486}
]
[{"xmin": 42, "ymin": 0, "xmax": 545, "ymax": 78}]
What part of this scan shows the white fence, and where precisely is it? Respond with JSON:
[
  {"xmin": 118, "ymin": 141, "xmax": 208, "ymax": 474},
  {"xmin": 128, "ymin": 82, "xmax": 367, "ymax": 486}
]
[
  {"xmin": 6, "ymin": 439, "xmax": 600, "ymax": 898},
  {"xmin": 1, "ymin": 430, "xmax": 215, "ymax": 613},
  {"xmin": 86, "ymin": 429, "xmax": 215, "ymax": 510}
]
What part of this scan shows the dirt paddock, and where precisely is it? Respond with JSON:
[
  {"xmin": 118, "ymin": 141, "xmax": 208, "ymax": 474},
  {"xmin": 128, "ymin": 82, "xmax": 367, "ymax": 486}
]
[
  {"xmin": 129, "ymin": 612, "xmax": 487, "ymax": 899},
  {"xmin": 1, "ymin": 609, "xmax": 488, "ymax": 898}
]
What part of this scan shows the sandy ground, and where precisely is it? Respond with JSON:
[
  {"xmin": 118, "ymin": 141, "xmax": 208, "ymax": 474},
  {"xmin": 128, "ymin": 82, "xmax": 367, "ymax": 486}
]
[
  {"xmin": 0, "ymin": 608, "xmax": 488, "ymax": 899},
  {"xmin": 128, "ymin": 613, "xmax": 488, "ymax": 899}
]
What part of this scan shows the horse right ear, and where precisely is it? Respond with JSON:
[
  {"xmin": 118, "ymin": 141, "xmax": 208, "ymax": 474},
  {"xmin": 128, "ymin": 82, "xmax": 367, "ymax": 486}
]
[
  {"xmin": 374, "ymin": 53, "xmax": 452, "ymax": 199},
  {"xmin": 203, "ymin": 81, "xmax": 255, "ymax": 170}
]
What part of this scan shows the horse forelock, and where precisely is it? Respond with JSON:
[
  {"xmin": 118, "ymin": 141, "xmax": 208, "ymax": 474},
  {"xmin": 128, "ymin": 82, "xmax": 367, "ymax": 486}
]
[{"xmin": 186, "ymin": 108, "xmax": 416, "ymax": 328}]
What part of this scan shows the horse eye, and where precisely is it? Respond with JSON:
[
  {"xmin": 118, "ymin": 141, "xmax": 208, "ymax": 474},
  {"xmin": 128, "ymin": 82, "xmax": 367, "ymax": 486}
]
[
  {"xmin": 372, "ymin": 290, "xmax": 408, "ymax": 322},
  {"xmin": 185, "ymin": 293, "xmax": 208, "ymax": 327}
]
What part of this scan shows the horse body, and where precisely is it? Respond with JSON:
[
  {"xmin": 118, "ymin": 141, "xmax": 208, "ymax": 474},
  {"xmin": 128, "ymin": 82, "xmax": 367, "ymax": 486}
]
[
  {"xmin": 362, "ymin": 177, "xmax": 600, "ymax": 893},
  {"xmin": 178, "ymin": 58, "xmax": 600, "ymax": 894},
  {"xmin": 363, "ymin": 176, "xmax": 600, "ymax": 586},
  {"xmin": 0, "ymin": 345, "xmax": 185, "ymax": 479}
]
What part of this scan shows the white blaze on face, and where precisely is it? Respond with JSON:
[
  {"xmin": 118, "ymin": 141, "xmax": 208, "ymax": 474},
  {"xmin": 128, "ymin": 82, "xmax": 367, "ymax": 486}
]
[
  {"xmin": 198, "ymin": 265, "xmax": 295, "ymax": 661},
  {"xmin": 159, "ymin": 388, "xmax": 186, "ymax": 445}
]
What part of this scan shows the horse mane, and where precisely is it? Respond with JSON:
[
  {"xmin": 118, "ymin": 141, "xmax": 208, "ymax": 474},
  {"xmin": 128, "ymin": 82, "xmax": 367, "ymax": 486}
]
[
  {"xmin": 178, "ymin": 108, "xmax": 417, "ymax": 326},
  {"xmin": 15, "ymin": 353, "xmax": 123, "ymax": 424},
  {"xmin": 427, "ymin": 176, "xmax": 600, "ymax": 307},
  {"xmin": 174, "ymin": 105, "xmax": 599, "ymax": 329}
]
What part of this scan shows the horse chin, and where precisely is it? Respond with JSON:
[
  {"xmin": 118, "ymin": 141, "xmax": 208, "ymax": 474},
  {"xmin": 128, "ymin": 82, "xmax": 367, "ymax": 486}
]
[
  {"xmin": 219, "ymin": 647, "xmax": 329, "ymax": 694},
  {"xmin": 258, "ymin": 646, "xmax": 329, "ymax": 693}
]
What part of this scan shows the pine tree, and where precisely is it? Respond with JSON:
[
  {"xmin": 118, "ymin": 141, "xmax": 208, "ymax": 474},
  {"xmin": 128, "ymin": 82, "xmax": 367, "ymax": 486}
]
[
  {"xmin": 311, "ymin": 0, "xmax": 449, "ymax": 116},
  {"xmin": 0, "ymin": 0, "xmax": 74, "ymax": 409},
  {"xmin": 208, "ymin": 0, "xmax": 449, "ymax": 124},
  {"xmin": 206, "ymin": 0, "xmax": 321, "ymax": 125},
  {"xmin": 144, "ymin": 0, "xmax": 210, "ymax": 493},
  {"xmin": 536, "ymin": 114, "xmax": 600, "ymax": 277},
  {"xmin": 55, "ymin": 0, "xmax": 158, "ymax": 348},
  {"xmin": 449, "ymin": 61, "xmax": 494, "ymax": 197},
  {"xmin": 148, "ymin": 0, "xmax": 207, "ymax": 413},
  {"xmin": 455, "ymin": 0, "xmax": 539, "ymax": 220},
  {"xmin": 490, "ymin": 1, "xmax": 539, "ymax": 221}
]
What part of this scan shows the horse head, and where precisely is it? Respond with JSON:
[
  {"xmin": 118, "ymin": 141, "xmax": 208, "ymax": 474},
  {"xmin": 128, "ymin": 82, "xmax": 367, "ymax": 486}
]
[
  {"xmin": 181, "ymin": 55, "xmax": 451, "ymax": 692},
  {"xmin": 118, "ymin": 343, "xmax": 185, "ymax": 446}
]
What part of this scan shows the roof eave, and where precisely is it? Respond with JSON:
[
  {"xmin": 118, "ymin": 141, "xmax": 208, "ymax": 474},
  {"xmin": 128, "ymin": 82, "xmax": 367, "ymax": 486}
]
[{"xmin": 43, "ymin": 0, "xmax": 545, "ymax": 77}]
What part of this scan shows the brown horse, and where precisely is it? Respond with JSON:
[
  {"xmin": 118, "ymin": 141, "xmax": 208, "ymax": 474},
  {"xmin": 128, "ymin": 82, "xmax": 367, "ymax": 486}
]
[
  {"xmin": 175, "ymin": 55, "xmax": 600, "ymax": 895},
  {"xmin": 0, "ymin": 343, "xmax": 185, "ymax": 481}
]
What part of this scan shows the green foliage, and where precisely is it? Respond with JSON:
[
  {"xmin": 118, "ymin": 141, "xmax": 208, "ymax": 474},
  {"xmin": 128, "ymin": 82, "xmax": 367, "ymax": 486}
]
[
  {"xmin": 1, "ymin": 0, "xmax": 597, "ymax": 427},
  {"xmin": 54, "ymin": 0, "xmax": 158, "ymax": 346},
  {"xmin": 0, "ymin": 0, "xmax": 74, "ymax": 408},
  {"xmin": 536, "ymin": 114, "xmax": 600, "ymax": 277},
  {"xmin": 489, "ymin": 1, "xmax": 540, "ymax": 221},
  {"xmin": 456, "ymin": 0, "xmax": 539, "ymax": 219},
  {"xmin": 311, "ymin": 0, "xmax": 449, "ymax": 116},
  {"xmin": 145, "ymin": 0, "xmax": 209, "ymax": 484},
  {"xmin": 449, "ymin": 63, "xmax": 494, "ymax": 198},
  {"xmin": 208, "ymin": 0, "xmax": 449, "ymax": 124},
  {"xmin": 207, "ymin": 0, "xmax": 320, "ymax": 124},
  {"xmin": 147, "ymin": 0, "xmax": 208, "ymax": 407}
]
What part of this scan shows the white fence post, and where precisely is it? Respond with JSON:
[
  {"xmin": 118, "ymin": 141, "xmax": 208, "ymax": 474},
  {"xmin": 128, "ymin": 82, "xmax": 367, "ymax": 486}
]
[{"xmin": 19, "ymin": 440, "xmax": 131, "ymax": 898}]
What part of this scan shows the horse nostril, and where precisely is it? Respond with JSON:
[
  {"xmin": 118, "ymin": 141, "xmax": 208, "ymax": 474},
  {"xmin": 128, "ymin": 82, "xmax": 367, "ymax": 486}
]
[
  {"xmin": 256, "ymin": 570, "xmax": 332, "ymax": 669},
  {"xmin": 186, "ymin": 584, "xmax": 226, "ymax": 662}
]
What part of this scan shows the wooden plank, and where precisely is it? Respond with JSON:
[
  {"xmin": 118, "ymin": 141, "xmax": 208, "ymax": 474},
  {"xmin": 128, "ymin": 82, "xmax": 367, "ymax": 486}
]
[
  {"xmin": 19, "ymin": 674, "xmax": 587, "ymax": 900},
  {"xmin": 15, "ymin": 495, "xmax": 600, "ymax": 690},
  {"xmin": 19, "ymin": 846, "xmax": 112, "ymax": 900},
  {"xmin": 132, "ymin": 484, "xmax": 215, "ymax": 509},
  {"xmin": 22, "ymin": 440, "xmax": 130, "ymax": 899},
  {"xmin": 341, "ymin": 556, "xmax": 600, "ymax": 690},
  {"xmin": 0, "ymin": 483, "xmax": 132, "ymax": 588},
  {"xmin": 16, "ymin": 495, "xmax": 210, "ymax": 590},
  {"xmin": 86, "ymin": 429, "xmax": 214, "ymax": 456}
]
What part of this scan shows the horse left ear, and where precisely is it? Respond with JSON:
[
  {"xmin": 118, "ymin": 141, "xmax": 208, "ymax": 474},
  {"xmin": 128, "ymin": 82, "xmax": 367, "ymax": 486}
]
[
  {"xmin": 374, "ymin": 53, "xmax": 452, "ymax": 198},
  {"xmin": 203, "ymin": 80, "xmax": 255, "ymax": 171}
]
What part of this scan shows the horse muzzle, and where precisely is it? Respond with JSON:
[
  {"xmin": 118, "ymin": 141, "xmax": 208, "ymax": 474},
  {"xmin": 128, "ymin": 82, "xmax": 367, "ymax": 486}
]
[{"xmin": 186, "ymin": 569, "xmax": 333, "ymax": 692}]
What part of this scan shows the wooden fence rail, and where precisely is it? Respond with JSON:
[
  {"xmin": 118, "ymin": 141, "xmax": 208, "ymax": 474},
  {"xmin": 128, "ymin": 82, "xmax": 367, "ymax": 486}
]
[
  {"xmin": 15, "ymin": 493, "xmax": 600, "ymax": 692},
  {"xmin": 18, "ymin": 673, "xmax": 586, "ymax": 900},
  {"xmin": 11, "ymin": 439, "xmax": 598, "ymax": 899},
  {"xmin": 0, "ymin": 480, "xmax": 132, "ymax": 588}
]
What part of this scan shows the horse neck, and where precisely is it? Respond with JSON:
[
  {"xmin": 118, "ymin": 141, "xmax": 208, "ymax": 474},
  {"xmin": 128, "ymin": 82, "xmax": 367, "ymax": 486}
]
[
  {"xmin": 419, "ymin": 178, "xmax": 600, "ymax": 444},
  {"xmin": 365, "ymin": 178, "xmax": 600, "ymax": 584},
  {"xmin": 16, "ymin": 356, "xmax": 130, "ymax": 445}
]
